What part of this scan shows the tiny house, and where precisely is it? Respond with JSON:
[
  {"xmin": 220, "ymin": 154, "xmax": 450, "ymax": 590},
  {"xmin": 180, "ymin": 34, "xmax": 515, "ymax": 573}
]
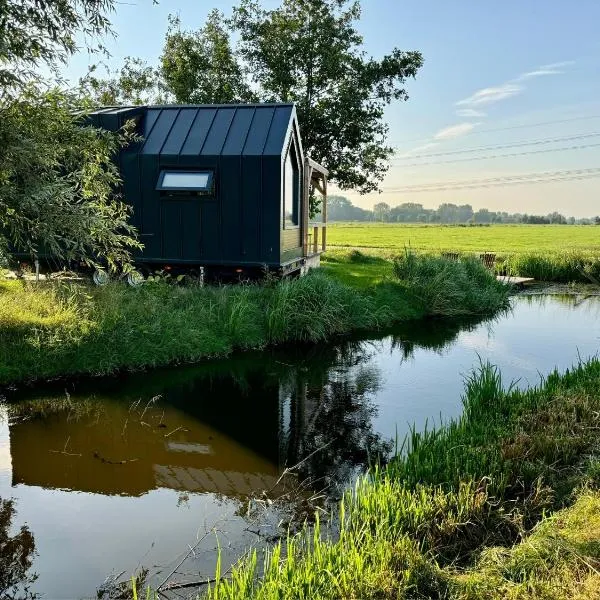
[{"xmin": 89, "ymin": 104, "xmax": 328, "ymax": 280}]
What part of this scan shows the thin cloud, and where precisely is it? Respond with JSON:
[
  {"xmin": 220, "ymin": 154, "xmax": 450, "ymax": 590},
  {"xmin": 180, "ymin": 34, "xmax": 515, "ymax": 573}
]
[
  {"xmin": 456, "ymin": 61, "xmax": 572, "ymax": 108},
  {"xmin": 456, "ymin": 83, "xmax": 522, "ymax": 107},
  {"xmin": 396, "ymin": 142, "xmax": 440, "ymax": 158},
  {"xmin": 539, "ymin": 60, "xmax": 575, "ymax": 70},
  {"xmin": 515, "ymin": 68, "xmax": 562, "ymax": 81},
  {"xmin": 456, "ymin": 108, "xmax": 487, "ymax": 118},
  {"xmin": 434, "ymin": 122, "xmax": 480, "ymax": 140}
]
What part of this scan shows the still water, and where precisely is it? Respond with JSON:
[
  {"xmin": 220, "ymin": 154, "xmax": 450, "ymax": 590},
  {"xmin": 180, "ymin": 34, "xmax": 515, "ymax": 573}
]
[{"xmin": 1, "ymin": 294, "xmax": 599, "ymax": 598}]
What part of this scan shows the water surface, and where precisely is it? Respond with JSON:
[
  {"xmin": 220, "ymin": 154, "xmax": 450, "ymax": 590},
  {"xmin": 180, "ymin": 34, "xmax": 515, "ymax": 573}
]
[{"xmin": 1, "ymin": 294, "xmax": 599, "ymax": 598}]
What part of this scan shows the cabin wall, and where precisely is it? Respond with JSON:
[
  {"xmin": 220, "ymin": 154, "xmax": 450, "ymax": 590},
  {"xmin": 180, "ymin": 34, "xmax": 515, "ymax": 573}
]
[{"xmin": 91, "ymin": 105, "xmax": 303, "ymax": 269}]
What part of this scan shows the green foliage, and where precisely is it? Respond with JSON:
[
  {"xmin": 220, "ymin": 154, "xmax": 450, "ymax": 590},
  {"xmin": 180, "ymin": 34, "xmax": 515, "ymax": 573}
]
[
  {"xmin": 501, "ymin": 251, "xmax": 600, "ymax": 283},
  {"xmin": 233, "ymin": 0, "xmax": 422, "ymax": 197},
  {"xmin": 449, "ymin": 491, "xmax": 600, "ymax": 599},
  {"xmin": 393, "ymin": 251, "xmax": 509, "ymax": 316},
  {"xmin": 0, "ymin": 0, "xmax": 114, "ymax": 94},
  {"xmin": 160, "ymin": 11, "xmax": 256, "ymax": 104},
  {"xmin": 0, "ymin": 255, "xmax": 508, "ymax": 385},
  {"xmin": 206, "ymin": 358, "xmax": 600, "ymax": 599},
  {"xmin": 79, "ymin": 58, "xmax": 161, "ymax": 106},
  {"xmin": 0, "ymin": 86, "xmax": 141, "ymax": 268},
  {"xmin": 0, "ymin": 0, "xmax": 141, "ymax": 268}
]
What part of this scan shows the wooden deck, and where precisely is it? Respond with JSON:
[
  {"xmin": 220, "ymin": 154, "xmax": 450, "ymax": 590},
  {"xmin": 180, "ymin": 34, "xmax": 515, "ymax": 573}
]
[{"xmin": 496, "ymin": 276, "xmax": 535, "ymax": 286}]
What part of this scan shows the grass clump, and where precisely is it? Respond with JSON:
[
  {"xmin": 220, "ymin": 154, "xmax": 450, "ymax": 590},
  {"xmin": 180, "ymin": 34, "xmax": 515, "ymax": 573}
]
[
  {"xmin": 0, "ymin": 255, "xmax": 508, "ymax": 385},
  {"xmin": 449, "ymin": 490, "xmax": 600, "ymax": 599},
  {"xmin": 393, "ymin": 251, "xmax": 509, "ymax": 316},
  {"xmin": 205, "ymin": 358, "xmax": 600, "ymax": 600}
]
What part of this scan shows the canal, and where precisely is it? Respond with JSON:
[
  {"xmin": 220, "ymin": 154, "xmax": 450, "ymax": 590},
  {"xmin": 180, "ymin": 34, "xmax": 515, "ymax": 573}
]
[{"xmin": 1, "ymin": 293, "xmax": 599, "ymax": 598}]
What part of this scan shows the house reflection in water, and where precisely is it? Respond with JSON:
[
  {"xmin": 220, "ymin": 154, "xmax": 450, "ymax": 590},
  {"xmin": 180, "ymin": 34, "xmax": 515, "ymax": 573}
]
[{"xmin": 7, "ymin": 342, "xmax": 392, "ymax": 500}]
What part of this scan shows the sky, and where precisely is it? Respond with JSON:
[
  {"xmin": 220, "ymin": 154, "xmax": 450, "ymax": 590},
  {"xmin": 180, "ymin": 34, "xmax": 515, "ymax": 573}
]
[{"xmin": 65, "ymin": 0, "xmax": 600, "ymax": 217}]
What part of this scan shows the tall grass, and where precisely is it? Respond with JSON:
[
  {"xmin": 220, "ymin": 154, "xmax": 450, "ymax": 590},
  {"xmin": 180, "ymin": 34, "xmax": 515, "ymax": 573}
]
[
  {"xmin": 206, "ymin": 358, "xmax": 600, "ymax": 599},
  {"xmin": 393, "ymin": 251, "xmax": 509, "ymax": 316},
  {"xmin": 498, "ymin": 250, "xmax": 600, "ymax": 283},
  {"xmin": 0, "ymin": 256, "xmax": 509, "ymax": 385}
]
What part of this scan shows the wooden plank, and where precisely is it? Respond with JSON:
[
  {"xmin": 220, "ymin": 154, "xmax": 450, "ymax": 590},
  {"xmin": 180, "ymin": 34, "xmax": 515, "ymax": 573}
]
[{"xmin": 496, "ymin": 276, "xmax": 535, "ymax": 285}]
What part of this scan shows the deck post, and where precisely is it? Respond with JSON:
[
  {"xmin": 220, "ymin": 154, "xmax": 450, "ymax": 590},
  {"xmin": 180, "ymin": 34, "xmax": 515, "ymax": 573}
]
[
  {"xmin": 321, "ymin": 175, "xmax": 327, "ymax": 251},
  {"xmin": 303, "ymin": 158, "xmax": 312, "ymax": 257}
]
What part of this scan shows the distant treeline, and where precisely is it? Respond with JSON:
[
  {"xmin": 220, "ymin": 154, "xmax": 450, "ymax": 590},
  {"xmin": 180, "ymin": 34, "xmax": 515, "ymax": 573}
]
[{"xmin": 324, "ymin": 196, "xmax": 600, "ymax": 225}]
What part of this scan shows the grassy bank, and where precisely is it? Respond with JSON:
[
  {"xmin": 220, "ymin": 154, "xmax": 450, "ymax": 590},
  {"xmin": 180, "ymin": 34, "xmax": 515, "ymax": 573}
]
[
  {"xmin": 498, "ymin": 251, "xmax": 600, "ymax": 283},
  {"xmin": 0, "ymin": 253, "xmax": 508, "ymax": 385},
  {"xmin": 205, "ymin": 358, "xmax": 600, "ymax": 599}
]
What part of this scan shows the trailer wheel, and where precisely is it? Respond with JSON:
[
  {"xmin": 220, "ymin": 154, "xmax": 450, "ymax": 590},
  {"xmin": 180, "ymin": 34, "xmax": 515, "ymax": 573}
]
[
  {"xmin": 126, "ymin": 270, "xmax": 145, "ymax": 287},
  {"xmin": 92, "ymin": 269, "xmax": 110, "ymax": 286}
]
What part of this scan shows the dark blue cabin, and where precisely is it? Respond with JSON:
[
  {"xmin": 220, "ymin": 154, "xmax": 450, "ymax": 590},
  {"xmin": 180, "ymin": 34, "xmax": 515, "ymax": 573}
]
[{"xmin": 89, "ymin": 104, "xmax": 328, "ymax": 279}]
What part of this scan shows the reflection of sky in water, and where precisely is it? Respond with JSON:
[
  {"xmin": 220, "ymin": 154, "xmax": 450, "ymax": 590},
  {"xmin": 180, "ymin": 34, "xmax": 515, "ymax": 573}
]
[
  {"xmin": 1, "ymin": 294, "xmax": 599, "ymax": 598},
  {"xmin": 371, "ymin": 296, "xmax": 600, "ymax": 441}
]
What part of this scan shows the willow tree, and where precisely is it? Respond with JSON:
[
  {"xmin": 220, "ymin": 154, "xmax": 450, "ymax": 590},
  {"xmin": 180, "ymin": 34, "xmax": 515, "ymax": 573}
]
[{"xmin": 0, "ymin": 0, "xmax": 141, "ymax": 268}]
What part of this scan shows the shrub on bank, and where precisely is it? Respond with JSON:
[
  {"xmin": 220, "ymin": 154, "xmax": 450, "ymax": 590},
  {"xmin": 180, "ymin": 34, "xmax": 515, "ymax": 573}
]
[{"xmin": 393, "ymin": 251, "xmax": 508, "ymax": 316}]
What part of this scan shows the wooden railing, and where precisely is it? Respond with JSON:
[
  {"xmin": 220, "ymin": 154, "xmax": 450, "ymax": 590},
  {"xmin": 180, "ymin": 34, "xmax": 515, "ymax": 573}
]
[{"xmin": 307, "ymin": 223, "xmax": 327, "ymax": 254}]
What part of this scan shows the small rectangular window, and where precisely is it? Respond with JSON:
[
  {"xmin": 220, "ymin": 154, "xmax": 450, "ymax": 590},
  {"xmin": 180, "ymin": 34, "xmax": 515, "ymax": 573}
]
[{"xmin": 157, "ymin": 170, "xmax": 213, "ymax": 192}]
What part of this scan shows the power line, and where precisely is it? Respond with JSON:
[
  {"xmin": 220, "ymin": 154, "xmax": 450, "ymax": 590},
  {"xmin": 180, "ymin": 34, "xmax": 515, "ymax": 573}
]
[
  {"xmin": 391, "ymin": 142, "xmax": 600, "ymax": 167},
  {"xmin": 393, "ymin": 132, "xmax": 600, "ymax": 159},
  {"xmin": 390, "ymin": 113, "xmax": 600, "ymax": 146},
  {"xmin": 380, "ymin": 167, "xmax": 600, "ymax": 194}
]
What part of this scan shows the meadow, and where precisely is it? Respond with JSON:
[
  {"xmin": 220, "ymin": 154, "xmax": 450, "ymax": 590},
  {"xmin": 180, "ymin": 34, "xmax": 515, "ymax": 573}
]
[{"xmin": 327, "ymin": 223, "xmax": 600, "ymax": 253}]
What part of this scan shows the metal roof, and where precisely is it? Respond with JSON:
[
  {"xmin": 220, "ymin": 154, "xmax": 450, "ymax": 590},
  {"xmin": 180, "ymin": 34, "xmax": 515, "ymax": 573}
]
[{"xmin": 89, "ymin": 104, "xmax": 297, "ymax": 157}]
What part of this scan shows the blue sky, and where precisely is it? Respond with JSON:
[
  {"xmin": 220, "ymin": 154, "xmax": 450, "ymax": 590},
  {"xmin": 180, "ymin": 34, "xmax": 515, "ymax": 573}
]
[{"xmin": 66, "ymin": 0, "xmax": 600, "ymax": 216}]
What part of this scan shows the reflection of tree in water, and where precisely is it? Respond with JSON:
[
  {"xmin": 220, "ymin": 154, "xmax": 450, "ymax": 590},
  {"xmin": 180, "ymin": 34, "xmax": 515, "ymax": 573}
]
[
  {"xmin": 281, "ymin": 340, "xmax": 393, "ymax": 496},
  {"xmin": 388, "ymin": 313, "xmax": 503, "ymax": 362},
  {"xmin": 0, "ymin": 498, "xmax": 38, "ymax": 600}
]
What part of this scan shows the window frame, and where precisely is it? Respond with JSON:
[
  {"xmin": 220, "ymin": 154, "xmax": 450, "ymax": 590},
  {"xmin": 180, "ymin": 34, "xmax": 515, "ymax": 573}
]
[
  {"xmin": 283, "ymin": 138, "xmax": 301, "ymax": 230},
  {"xmin": 156, "ymin": 170, "xmax": 215, "ymax": 193}
]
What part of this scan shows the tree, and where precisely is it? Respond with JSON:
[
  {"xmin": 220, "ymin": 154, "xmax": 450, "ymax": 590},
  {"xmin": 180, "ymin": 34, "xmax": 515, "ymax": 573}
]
[
  {"xmin": 79, "ymin": 57, "xmax": 161, "ymax": 106},
  {"xmin": 160, "ymin": 11, "xmax": 256, "ymax": 104},
  {"xmin": 0, "ymin": 0, "xmax": 114, "ymax": 95},
  {"xmin": 373, "ymin": 202, "xmax": 390, "ymax": 222},
  {"xmin": 232, "ymin": 0, "xmax": 422, "ymax": 197},
  {"xmin": 0, "ymin": 0, "xmax": 142, "ymax": 268},
  {"xmin": 0, "ymin": 88, "xmax": 140, "ymax": 267},
  {"xmin": 97, "ymin": 0, "xmax": 423, "ymax": 214}
]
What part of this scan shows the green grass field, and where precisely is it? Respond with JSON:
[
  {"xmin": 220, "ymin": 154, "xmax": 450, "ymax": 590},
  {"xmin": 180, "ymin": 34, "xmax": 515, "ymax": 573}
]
[{"xmin": 327, "ymin": 223, "xmax": 600, "ymax": 253}]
